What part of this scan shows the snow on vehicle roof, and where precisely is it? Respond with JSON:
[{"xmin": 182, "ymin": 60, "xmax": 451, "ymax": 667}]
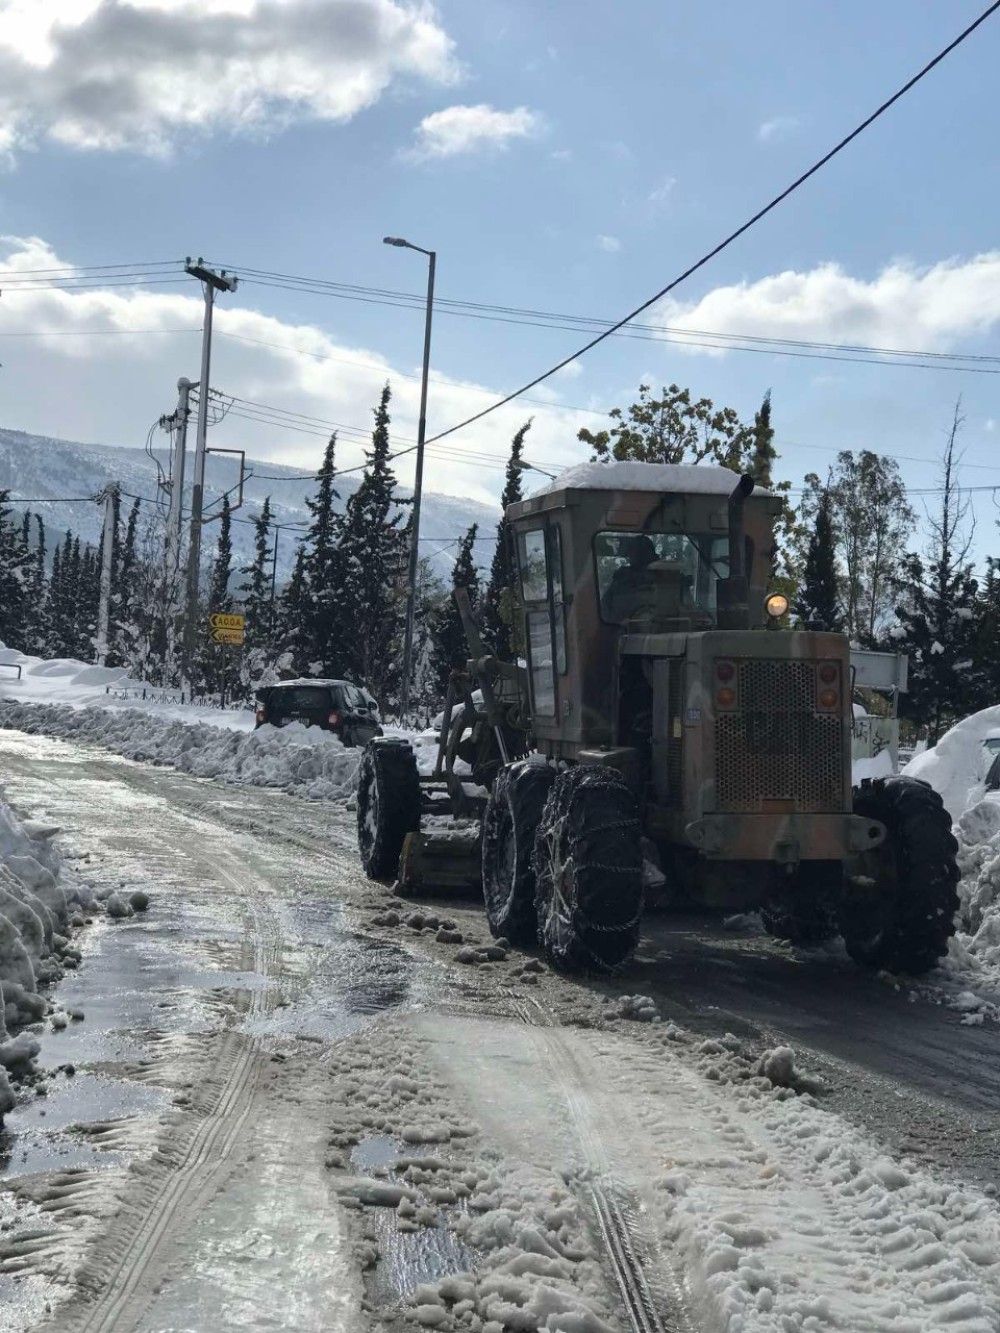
[
  {"xmin": 529, "ymin": 461, "xmax": 770, "ymax": 498},
  {"xmin": 262, "ymin": 678, "xmax": 346, "ymax": 690}
]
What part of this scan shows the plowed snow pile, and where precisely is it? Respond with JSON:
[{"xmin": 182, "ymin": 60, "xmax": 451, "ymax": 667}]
[
  {"xmin": 903, "ymin": 704, "xmax": 1000, "ymax": 821},
  {"xmin": 0, "ymin": 700, "xmax": 362, "ymax": 801},
  {"xmin": 900, "ymin": 707, "xmax": 1000, "ymax": 1001},
  {"xmin": 0, "ymin": 792, "xmax": 94, "ymax": 1117}
]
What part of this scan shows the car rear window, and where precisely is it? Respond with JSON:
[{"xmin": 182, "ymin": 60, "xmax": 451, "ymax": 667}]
[{"xmin": 270, "ymin": 687, "xmax": 331, "ymax": 712}]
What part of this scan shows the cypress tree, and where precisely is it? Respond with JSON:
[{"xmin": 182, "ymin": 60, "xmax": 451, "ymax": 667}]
[
  {"xmin": 796, "ymin": 489, "xmax": 841, "ymax": 630},
  {"xmin": 113, "ymin": 498, "xmax": 141, "ymax": 669},
  {"xmin": 198, "ymin": 497, "xmax": 234, "ymax": 695},
  {"xmin": 482, "ymin": 420, "xmax": 530, "ymax": 658},
  {"xmin": 302, "ymin": 433, "xmax": 344, "ymax": 676},
  {"xmin": 240, "ymin": 497, "xmax": 276, "ymax": 687},
  {"xmin": 750, "ymin": 390, "xmax": 776, "ymax": 489},
  {"xmin": 339, "ymin": 383, "xmax": 409, "ymax": 705},
  {"xmin": 431, "ymin": 524, "xmax": 480, "ymax": 696},
  {"xmin": 0, "ymin": 491, "xmax": 31, "ymax": 650},
  {"xmin": 279, "ymin": 542, "xmax": 310, "ymax": 676}
]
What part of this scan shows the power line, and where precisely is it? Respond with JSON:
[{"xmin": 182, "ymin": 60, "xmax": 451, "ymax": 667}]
[
  {"xmin": 0, "ymin": 258, "xmax": 181, "ymax": 276},
  {"xmin": 0, "ymin": 327, "xmax": 199, "ymax": 339},
  {"xmin": 422, "ymin": 1, "xmax": 1000, "ymax": 445}
]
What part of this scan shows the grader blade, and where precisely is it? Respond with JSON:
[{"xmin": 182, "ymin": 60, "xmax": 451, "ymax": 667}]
[{"xmin": 395, "ymin": 825, "xmax": 483, "ymax": 898}]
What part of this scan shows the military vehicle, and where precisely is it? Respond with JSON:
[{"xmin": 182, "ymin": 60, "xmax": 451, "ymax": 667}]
[{"xmin": 357, "ymin": 461, "xmax": 959, "ymax": 974}]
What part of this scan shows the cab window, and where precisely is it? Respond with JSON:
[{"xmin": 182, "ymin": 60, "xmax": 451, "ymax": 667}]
[{"xmin": 517, "ymin": 527, "xmax": 558, "ymax": 716}]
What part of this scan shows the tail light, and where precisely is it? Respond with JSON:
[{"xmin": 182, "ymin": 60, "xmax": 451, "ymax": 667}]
[
  {"xmin": 255, "ymin": 706, "xmax": 267, "ymax": 724},
  {"xmin": 715, "ymin": 660, "xmax": 737, "ymax": 708},
  {"xmin": 817, "ymin": 663, "xmax": 840, "ymax": 710},
  {"xmin": 328, "ymin": 710, "xmax": 342, "ymax": 728}
]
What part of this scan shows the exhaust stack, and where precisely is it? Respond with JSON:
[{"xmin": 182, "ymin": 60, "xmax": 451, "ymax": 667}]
[{"xmin": 716, "ymin": 473, "xmax": 755, "ymax": 630}]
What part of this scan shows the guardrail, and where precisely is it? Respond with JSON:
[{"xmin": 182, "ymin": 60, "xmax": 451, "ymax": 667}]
[
  {"xmin": 0, "ymin": 663, "xmax": 23, "ymax": 681},
  {"xmin": 104, "ymin": 685, "xmax": 248, "ymax": 711}
]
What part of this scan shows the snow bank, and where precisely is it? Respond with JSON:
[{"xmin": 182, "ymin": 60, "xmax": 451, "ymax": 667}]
[
  {"xmin": 0, "ymin": 700, "xmax": 362, "ymax": 801},
  {"xmin": 0, "ymin": 646, "xmax": 255, "ymax": 733},
  {"xmin": 0, "ymin": 791, "xmax": 94, "ymax": 1117},
  {"xmin": 903, "ymin": 704, "xmax": 1000, "ymax": 821}
]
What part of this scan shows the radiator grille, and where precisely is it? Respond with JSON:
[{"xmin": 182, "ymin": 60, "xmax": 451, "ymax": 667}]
[{"xmin": 715, "ymin": 660, "xmax": 843, "ymax": 811}]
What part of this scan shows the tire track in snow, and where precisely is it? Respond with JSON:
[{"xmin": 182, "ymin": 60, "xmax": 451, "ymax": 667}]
[
  {"xmin": 514, "ymin": 995, "xmax": 696, "ymax": 1333},
  {"xmin": 58, "ymin": 844, "xmax": 282, "ymax": 1333}
]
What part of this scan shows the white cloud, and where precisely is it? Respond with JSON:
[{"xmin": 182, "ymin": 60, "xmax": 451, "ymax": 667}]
[
  {"xmin": 597, "ymin": 235, "xmax": 621, "ymax": 254},
  {"xmin": 408, "ymin": 103, "xmax": 540, "ymax": 160},
  {"xmin": 757, "ymin": 115, "xmax": 801, "ymax": 143},
  {"xmin": 0, "ymin": 0, "xmax": 457, "ymax": 156},
  {"xmin": 660, "ymin": 254, "xmax": 1000, "ymax": 355},
  {"xmin": 0, "ymin": 236, "xmax": 591, "ymax": 507},
  {"xmin": 648, "ymin": 175, "xmax": 677, "ymax": 207}
]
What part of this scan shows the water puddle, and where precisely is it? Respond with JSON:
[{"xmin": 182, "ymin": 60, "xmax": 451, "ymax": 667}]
[
  {"xmin": 349, "ymin": 1136, "xmax": 477, "ymax": 1302},
  {"xmin": 243, "ymin": 933, "xmax": 418, "ymax": 1041},
  {"xmin": 0, "ymin": 1072, "xmax": 169, "ymax": 1181}
]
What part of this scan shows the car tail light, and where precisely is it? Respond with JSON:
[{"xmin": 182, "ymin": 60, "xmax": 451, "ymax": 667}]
[
  {"xmin": 328, "ymin": 710, "xmax": 342, "ymax": 727},
  {"xmin": 818, "ymin": 688, "xmax": 839, "ymax": 710},
  {"xmin": 715, "ymin": 660, "xmax": 735, "ymax": 682},
  {"xmin": 715, "ymin": 686, "xmax": 737, "ymax": 709},
  {"xmin": 818, "ymin": 662, "xmax": 838, "ymax": 684},
  {"xmin": 255, "ymin": 706, "xmax": 267, "ymax": 724}
]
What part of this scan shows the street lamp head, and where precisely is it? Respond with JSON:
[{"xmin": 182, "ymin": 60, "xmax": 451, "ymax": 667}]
[{"xmin": 383, "ymin": 236, "xmax": 410, "ymax": 248}]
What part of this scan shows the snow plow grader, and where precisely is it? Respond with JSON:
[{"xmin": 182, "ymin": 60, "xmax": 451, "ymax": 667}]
[{"xmin": 357, "ymin": 461, "xmax": 959, "ymax": 975}]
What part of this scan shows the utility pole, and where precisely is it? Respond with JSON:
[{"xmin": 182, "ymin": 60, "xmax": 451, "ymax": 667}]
[
  {"xmin": 163, "ymin": 376, "xmax": 193, "ymax": 585},
  {"xmin": 383, "ymin": 236, "xmax": 436, "ymax": 722},
  {"xmin": 95, "ymin": 483, "xmax": 119, "ymax": 666},
  {"xmin": 182, "ymin": 259, "xmax": 237, "ymax": 687}
]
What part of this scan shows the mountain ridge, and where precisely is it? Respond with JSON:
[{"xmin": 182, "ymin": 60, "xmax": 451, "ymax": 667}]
[{"xmin": 0, "ymin": 426, "xmax": 499, "ymax": 581}]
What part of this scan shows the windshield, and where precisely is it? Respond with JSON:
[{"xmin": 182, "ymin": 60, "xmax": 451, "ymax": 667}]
[{"xmin": 595, "ymin": 530, "xmax": 729, "ymax": 626}]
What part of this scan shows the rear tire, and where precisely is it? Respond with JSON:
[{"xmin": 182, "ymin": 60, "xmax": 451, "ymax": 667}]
[
  {"xmin": 482, "ymin": 760, "xmax": 554, "ymax": 944},
  {"xmin": 761, "ymin": 863, "xmax": 842, "ymax": 945},
  {"xmin": 533, "ymin": 765, "xmax": 643, "ymax": 972},
  {"xmin": 840, "ymin": 776, "xmax": 959, "ymax": 975},
  {"xmin": 357, "ymin": 740, "xmax": 421, "ymax": 880}
]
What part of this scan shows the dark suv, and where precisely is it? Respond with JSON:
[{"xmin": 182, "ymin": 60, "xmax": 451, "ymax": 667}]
[{"xmin": 254, "ymin": 679, "xmax": 383, "ymax": 748}]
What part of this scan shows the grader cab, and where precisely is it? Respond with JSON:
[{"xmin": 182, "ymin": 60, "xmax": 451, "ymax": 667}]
[{"xmin": 357, "ymin": 461, "xmax": 959, "ymax": 975}]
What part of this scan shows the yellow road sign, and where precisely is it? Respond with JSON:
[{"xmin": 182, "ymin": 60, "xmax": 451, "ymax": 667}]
[
  {"xmin": 209, "ymin": 612, "xmax": 245, "ymax": 631},
  {"xmin": 210, "ymin": 628, "xmax": 245, "ymax": 646}
]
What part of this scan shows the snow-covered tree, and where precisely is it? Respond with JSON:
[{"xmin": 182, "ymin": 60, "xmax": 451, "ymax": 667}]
[{"xmin": 339, "ymin": 384, "xmax": 409, "ymax": 705}]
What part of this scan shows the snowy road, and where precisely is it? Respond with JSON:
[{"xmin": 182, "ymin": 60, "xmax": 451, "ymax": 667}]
[{"xmin": 1, "ymin": 727, "xmax": 999, "ymax": 1332}]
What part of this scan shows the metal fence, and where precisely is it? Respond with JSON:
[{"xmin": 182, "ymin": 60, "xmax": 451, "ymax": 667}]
[{"xmin": 103, "ymin": 685, "xmax": 248, "ymax": 711}]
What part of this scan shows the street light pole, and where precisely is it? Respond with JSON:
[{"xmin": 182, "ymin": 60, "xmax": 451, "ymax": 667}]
[{"xmin": 384, "ymin": 236, "xmax": 436, "ymax": 723}]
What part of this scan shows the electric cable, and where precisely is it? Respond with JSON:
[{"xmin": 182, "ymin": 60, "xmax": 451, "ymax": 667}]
[{"xmin": 422, "ymin": 1, "xmax": 1000, "ymax": 445}]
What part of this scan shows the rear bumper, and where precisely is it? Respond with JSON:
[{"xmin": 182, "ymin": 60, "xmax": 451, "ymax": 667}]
[{"xmin": 684, "ymin": 811, "xmax": 885, "ymax": 864}]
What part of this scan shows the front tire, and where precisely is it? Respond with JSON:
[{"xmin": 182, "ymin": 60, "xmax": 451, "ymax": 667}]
[
  {"xmin": 357, "ymin": 740, "xmax": 420, "ymax": 880},
  {"xmin": 482, "ymin": 760, "xmax": 554, "ymax": 944},
  {"xmin": 533, "ymin": 765, "xmax": 643, "ymax": 972},
  {"xmin": 840, "ymin": 776, "xmax": 959, "ymax": 975}
]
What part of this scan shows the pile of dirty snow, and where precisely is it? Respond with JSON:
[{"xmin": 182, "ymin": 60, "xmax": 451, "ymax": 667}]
[
  {"xmin": 903, "ymin": 703, "xmax": 1000, "ymax": 821},
  {"xmin": 0, "ymin": 700, "xmax": 362, "ymax": 801},
  {"xmin": 0, "ymin": 792, "xmax": 96, "ymax": 1117},
  {"xmin": 938, "ymin": 797, "xmax": 1000, "ymax": 1005}
]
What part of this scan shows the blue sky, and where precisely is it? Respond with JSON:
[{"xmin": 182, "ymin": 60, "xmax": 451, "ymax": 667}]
[{"xmin": 2, "ymin": 0, "xmax": 1000, "ymax": 560}]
